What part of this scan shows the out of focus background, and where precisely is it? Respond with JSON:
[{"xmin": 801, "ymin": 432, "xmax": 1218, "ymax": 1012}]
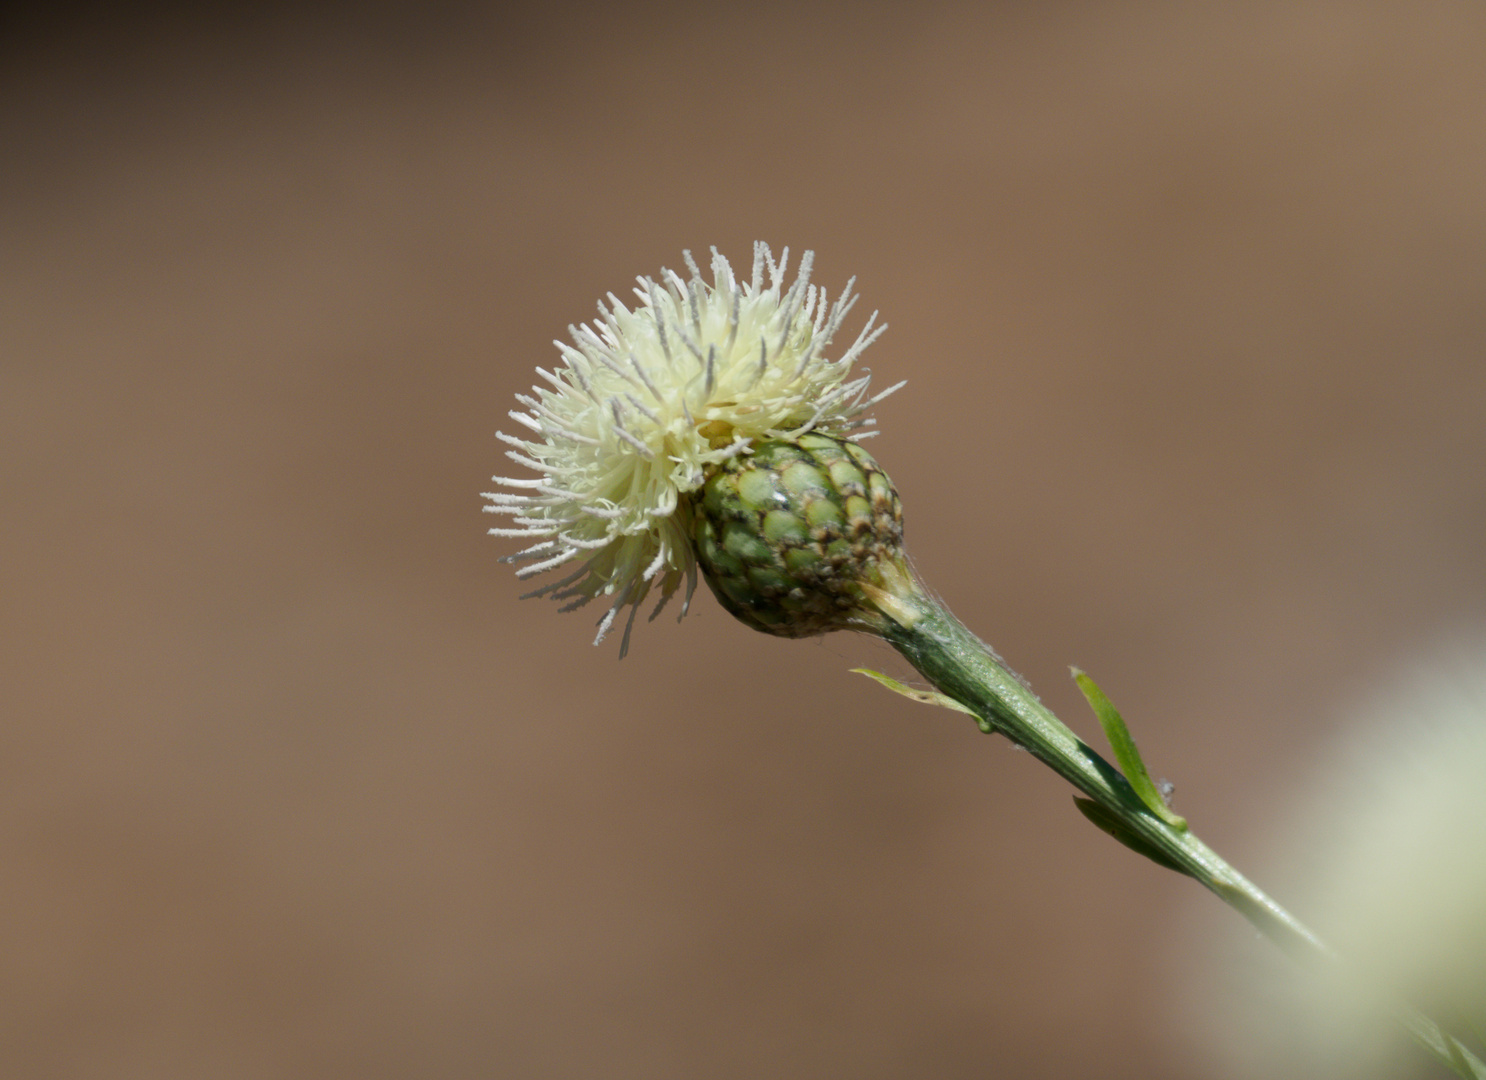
[{"xmin": 4, "ymin": 2, "xmax": 1485, "ymax": 1077}]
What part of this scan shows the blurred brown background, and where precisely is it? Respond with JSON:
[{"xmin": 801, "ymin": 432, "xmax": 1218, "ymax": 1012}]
[{"xmin": 3, "ymin": 2, "xmax": 1484, "ymax": 1077}]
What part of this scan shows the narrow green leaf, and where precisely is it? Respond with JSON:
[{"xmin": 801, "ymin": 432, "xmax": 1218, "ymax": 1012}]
[
  {"xmin": 1071, "ymin": 668, "xmax": 1187, "ymax": 831},
  {"xmin": 1073, "ymin": 798, "xmax": 1190, "ymax": 876},
  {"xmin": 1445, "ymin": 1034, "xmax": 1486, "ymax": 1080},
  {"xmin": 1469, "ymin": 1019, "xmax": 1486, "ymax": 1055},
  {"xmin": 851, "ymin": 668, "xmax": 977, "ymax": 716}
]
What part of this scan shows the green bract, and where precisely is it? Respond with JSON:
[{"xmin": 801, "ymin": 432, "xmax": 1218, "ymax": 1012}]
[{"xmin": 691, "ymin": 433, "xmax": 906, "ymax": 637}]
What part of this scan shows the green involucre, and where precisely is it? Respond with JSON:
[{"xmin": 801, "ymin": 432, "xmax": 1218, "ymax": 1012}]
[{"xmin": 690, "ymin": 434, "xmax": 905, "ymax": 637}]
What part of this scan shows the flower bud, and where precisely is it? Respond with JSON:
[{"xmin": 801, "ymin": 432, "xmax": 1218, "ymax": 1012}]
[{"xmin": 690, "ymin": 433, "xmax": 911, "ymax": 637}]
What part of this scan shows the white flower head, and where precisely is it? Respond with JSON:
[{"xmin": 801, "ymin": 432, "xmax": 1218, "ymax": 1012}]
[{"xmin": 483, "ymin": 242, "xmax": 899, "ymax": 656}]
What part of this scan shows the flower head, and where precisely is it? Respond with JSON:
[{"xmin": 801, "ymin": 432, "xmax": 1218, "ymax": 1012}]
[{"xmin": 483, "ymin": 243, "xmax": 897, "ymax": 655}]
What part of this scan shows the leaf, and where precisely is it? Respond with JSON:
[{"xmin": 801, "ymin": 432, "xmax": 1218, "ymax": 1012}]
[
  {"xmin": 851, "ymin": 668, "xmax": 977, "ymax": 716},
  {"xmin": 1071, "ymin": 668, "xmax": 1187, "ymax": 831},
  {"xmin": 1073, "ymin": 798, "xmax": 1189, "ymax": 875},
  {"xmin": 1444, "ymin": 1034, "xmax": 1486, "ymax": 1080}
]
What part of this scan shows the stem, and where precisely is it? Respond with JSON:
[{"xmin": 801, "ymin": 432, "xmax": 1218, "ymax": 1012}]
[{"xmin": 880, "ymin": 591, "xmax": 1485, "ymax": 1080}]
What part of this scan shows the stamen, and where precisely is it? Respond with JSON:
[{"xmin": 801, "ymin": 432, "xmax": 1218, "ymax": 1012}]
[
  {"xmin": 625, "ymin": 392, "xmax": 661, "ymax": 425},
  {"xmin": 558, "ymin": 592, "xmax": 596, "ymax": 613},
  {"xmin": 514, "ymin": 546, "xmax": 581, "ymax": 578},
  {"xmin": 617, "ymin": 599, "xmax": 642, "ymax": 660},
  {"xmin": 520, "ymin": 564, "xmax": 590, "ymax": 600},
  {"xmin": 630, "ymin": 354, "xmax": 664, "ymax": 402},
  {"xmin": 725, "ymin": 285, "xmax": 741, "ymax": 357}
]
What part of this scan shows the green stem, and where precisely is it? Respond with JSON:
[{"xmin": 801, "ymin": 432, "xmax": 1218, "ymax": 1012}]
[{"xmin": 880, "ymin": 591, "xmax": 1485, "ymax": 1080}]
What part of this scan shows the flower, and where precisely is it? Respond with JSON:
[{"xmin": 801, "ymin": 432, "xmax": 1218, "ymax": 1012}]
[{"xmin": 483, "ymin": 243, "xmax": 898, "ymax": 655}]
